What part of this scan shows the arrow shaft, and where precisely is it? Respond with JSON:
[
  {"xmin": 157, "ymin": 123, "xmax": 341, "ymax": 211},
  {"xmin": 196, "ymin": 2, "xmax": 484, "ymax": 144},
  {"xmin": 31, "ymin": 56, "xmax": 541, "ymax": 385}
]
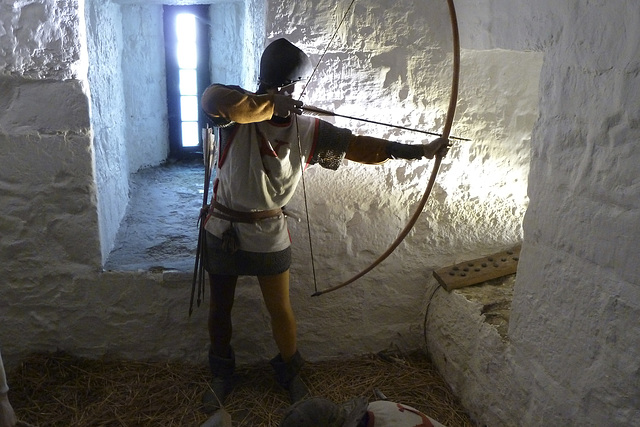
[{"xmin": 301, "ymin": 105, "xmax": 470, "ymax": 141}]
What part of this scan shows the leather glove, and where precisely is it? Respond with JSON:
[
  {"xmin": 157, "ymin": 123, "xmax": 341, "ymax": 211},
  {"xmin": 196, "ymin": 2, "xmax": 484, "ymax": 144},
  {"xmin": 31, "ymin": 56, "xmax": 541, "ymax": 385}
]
[
  {"xmin": 386, "ymin": 142, "xmax": 424, "ymax": 160},
  {"xmin": 272, "ymin": 94, "xmax": 303, "ymax": 118},
  {"xmin": 386, "ymin": 137, "xmax": 451, "ymax": 160},
  {"xmin": 422, "ymin": 137, "xmax": 450, "ymax": 159}
]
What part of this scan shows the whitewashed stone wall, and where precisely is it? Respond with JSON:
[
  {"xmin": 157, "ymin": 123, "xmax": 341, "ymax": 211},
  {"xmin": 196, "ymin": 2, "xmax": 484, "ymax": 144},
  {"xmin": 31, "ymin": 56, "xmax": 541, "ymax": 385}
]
[
  {"xmin": 0, "ymin": 0, "xmax": 102, "ymax": 361},
  {"xmin": 85, "ymin": 0, "xmax": 130, "ymax": 260},
  {"xmin": 208, "ymin": 2, "xmax": 245, "ymax": 85},
  {"xmin": 511, "ymin": 2, "xmax": 640, "ymax": 424},
  {"xmin": 1, "ymin": 0, "xmax": 636, "ymax": 425},
  {"xmin": 425, "ymin": 1, "xmax": 640, "ymax": 426},
  {"xmin": 121, "ymin": 4, "xmax": 169, "ymax": 172},
  {"xmin": 85, "ymin": 1, "xmax": 170, "ymax": 259}
]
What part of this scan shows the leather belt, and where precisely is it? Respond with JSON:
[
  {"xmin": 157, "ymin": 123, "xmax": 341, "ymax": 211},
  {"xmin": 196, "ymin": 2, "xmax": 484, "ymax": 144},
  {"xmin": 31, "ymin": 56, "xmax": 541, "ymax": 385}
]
[{"xmin": 209, "ymin": 200, "xmax": 282, "ymax": 223}]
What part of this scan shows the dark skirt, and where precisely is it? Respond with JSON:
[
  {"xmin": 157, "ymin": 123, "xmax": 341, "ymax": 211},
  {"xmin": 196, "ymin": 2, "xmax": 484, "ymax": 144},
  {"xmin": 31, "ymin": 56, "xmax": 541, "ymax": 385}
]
[{"xmin": 204, "ymin": 232, "xmax": 291, "ymax": 276}]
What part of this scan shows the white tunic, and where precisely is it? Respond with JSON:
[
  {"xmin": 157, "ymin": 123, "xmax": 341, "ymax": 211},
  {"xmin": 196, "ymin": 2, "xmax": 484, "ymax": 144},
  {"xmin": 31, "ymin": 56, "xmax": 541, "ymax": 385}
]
[{"xmin": 204, "ymin": 115, "xmax": 349, "ymax": 253}]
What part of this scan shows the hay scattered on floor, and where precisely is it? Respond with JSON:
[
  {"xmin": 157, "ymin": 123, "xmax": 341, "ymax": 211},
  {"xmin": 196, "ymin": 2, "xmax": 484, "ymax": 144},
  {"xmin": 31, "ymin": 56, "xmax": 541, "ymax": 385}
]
[{"xmin": 9, "ymin": 350, "xmax": 474, "ymax": 426}]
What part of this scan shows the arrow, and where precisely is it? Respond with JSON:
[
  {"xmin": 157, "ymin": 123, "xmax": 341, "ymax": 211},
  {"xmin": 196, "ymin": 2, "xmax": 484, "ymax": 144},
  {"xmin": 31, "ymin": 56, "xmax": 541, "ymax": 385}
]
[{"xmin": 301, "ymin": 105, "xmax": 470, "ymax": 141}]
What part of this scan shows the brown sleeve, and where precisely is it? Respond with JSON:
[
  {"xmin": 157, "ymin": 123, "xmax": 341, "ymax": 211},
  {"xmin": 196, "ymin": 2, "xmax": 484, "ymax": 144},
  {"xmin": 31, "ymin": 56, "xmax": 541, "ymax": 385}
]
[
  {"xmin": 201, "ymin": 84, "xmax": 275, "ymax": 123},
  {"xmin": 344, "ymin": 135, "xmax": 391, "ymax": 164}
]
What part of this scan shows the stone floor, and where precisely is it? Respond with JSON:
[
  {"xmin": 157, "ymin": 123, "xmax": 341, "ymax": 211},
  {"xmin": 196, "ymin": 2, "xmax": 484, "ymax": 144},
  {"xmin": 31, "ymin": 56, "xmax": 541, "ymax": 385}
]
[{"xmin": 104, "ymin": 159, "xmax": 205, "ymax": 272}]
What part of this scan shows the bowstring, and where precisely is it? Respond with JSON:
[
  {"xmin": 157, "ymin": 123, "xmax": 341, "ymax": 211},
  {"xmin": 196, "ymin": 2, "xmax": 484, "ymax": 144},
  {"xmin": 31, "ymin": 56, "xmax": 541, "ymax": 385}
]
[
  {"xmin": 294, "ymin": 115, "xmax": 319, "ymax": 293},
  {"xmin": 296, "ymin": 0, "xmax": 357, "ymax": 294}
]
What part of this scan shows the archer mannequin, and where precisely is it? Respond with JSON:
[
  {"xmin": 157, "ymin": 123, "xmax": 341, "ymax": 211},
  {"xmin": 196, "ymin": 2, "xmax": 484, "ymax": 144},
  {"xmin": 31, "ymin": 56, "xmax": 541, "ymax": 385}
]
[{"xmin": 198, "ymin": 37, "xmax": 449, "ymax": 413}]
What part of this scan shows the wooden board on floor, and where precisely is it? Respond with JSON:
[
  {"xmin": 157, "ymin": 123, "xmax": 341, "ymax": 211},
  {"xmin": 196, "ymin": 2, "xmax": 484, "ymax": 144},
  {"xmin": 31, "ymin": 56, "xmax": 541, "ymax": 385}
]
[{"xmin": 433, "ymin": 245, "xmax": 521, "ymax": 291}]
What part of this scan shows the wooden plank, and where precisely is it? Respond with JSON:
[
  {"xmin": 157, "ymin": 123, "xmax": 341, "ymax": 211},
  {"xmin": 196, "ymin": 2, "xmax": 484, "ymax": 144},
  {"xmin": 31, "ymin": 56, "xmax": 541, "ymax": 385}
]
[{"xmin": 433, "ymin": 245, "xmax": 521, "ymax": 291}]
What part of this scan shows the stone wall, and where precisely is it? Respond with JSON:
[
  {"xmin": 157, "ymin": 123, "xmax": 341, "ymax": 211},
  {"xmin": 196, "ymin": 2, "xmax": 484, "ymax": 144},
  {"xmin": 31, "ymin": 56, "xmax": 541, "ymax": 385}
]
[
  {"xmin": 121, "ymin": 4, "xmax": 169, "ymax": 173},
  {"xmin": 425, "ymin": 0, "xmax": 640, "ymax": 425},
  {"xmin": 85, "ymin": 0, "xmax": 129, "ymax": 260},
  {"xmin": 511, "ymin": 2, "xmax": 640, "ymax": 424}
]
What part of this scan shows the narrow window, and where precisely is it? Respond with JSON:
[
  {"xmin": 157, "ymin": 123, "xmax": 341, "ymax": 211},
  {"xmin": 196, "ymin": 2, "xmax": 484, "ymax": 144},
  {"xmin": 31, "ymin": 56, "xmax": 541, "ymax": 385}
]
[{"xmin": 164, "ymin": 5, "xmax": 210, "ymax": 158}]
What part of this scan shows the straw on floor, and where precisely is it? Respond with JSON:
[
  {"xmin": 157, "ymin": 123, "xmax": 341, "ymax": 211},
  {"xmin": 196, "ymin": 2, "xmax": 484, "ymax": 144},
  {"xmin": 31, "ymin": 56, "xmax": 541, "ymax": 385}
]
[{"xmin": 8, "ymin": 349, "xmax": 474, "ymax": 426}]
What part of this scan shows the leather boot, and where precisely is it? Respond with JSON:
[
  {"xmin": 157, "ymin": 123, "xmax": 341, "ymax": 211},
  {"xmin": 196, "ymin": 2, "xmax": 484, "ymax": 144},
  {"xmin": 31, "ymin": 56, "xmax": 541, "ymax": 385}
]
[
  {"xmin": 202, "ymin": 347, "xmax": 235, "ymax": 413},
  {"xmin": 270, "ymin": 350, "xmax": 310, "ymax": 403}
]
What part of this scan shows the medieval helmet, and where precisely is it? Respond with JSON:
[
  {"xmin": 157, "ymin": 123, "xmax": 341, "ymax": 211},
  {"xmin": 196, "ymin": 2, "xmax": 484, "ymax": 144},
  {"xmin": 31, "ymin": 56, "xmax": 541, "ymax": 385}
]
[{"xmin": 259, "ymin": 38, "xmax": 313, "ymax": 88}]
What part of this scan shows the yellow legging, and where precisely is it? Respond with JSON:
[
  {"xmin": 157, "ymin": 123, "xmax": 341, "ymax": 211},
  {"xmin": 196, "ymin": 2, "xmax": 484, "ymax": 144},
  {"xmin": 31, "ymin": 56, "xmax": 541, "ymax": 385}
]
[{"xmin": 208, "ymin": 270, "xmax": 297, "ymax": 362}]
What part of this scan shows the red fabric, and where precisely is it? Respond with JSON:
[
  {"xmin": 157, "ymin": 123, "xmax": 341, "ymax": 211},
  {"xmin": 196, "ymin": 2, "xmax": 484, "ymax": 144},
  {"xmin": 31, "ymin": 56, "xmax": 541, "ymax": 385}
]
[
  {"xmin": 365, "ymin": 402, "xmax": 436, "ymax": 427},
  {"xmin": 397, "ymin": 403, "xmax": 434, "ymax": 427}
]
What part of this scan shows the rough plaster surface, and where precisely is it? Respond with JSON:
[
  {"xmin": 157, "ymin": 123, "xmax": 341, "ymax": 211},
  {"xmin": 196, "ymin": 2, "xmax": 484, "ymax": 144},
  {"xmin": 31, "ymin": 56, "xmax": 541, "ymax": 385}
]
[
  {"xmin": 426, "ymin": 1, "xmax": 640, "ymax": 425},
  {"xmin": 85, "ymin": 0, "xmax": 130, "ymax": 261},
  {"xmin": 425, "ymin": 283, "xmax": 522, "ymax": 426},
  {"xmin": 518, "ymin": 4, "xmax": 640, "ymax": 426},
  {"xmin": 121, "ymin": 4, "xmax": 170, "ymax": 172},
  {"xmin": 1, "ymin": 0, "xmax": 638, "ymax": 426},
  {"xmin": 0, "ymin": 0, "xmax": 83, "ymax": 80}
]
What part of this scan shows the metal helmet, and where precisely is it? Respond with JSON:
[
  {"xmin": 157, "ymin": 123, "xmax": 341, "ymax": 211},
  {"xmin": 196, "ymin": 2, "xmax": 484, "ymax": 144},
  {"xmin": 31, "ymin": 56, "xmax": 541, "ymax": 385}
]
[{"xmin": 259, "ymin": 38, "xmax": 313, "ymax": 88}]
